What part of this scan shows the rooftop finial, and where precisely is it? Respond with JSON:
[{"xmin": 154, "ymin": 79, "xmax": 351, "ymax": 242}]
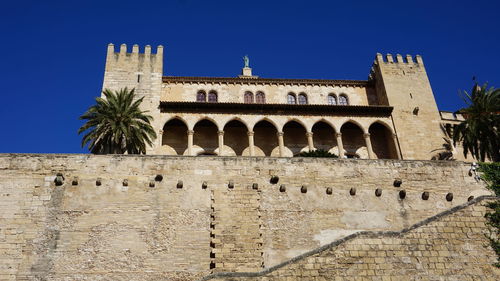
[{"xmin": 243, "ymin": 55, "xmax": 250, "ymax": 68}]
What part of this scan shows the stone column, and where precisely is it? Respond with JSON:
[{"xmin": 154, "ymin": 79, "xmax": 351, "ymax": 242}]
[
  {"xmin": 158, "ymin": 129, "xmax": 163, "ymax": 149},
  {"xmin": 247, "ymin": 131, "xmax": 255, "ymax": 156},
  {"xmin": 335, "ymin": 132, "xmax": 344, "ymax": 158},
  {"xmin": 306, "ymin": 132, "xmax": 314, "ymax": 151},
  {"xmin": 187, "ymin": 130, "xmax": 194, "ymax": 156},
  {"xmin": 277, "ymin": 131, "xmax": 285, "ymax": 157},
  {"xmin": 364, "ymin": 133, "xmax": 374, "ymax": 159},
  {"xmin": 218, "ymin": 131, "xmax": 224, "ymax": 156},
  {"xmin": 392, "ymin": 133, "xmax": 402, "ymax": 160}
]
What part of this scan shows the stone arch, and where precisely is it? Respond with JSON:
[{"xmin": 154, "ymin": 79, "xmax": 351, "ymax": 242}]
[
  {"xmin": 281, "ymin": 118, "xmax": 309, "ymax": 132},
  {"xmin": 312, "ymin": 121, "xmax": 338, "ymax": 154},
  {"xmin": 340, "ymin": 119, "xmax": 367, "ymax": 134},
  {"xmin": 254, "ymin": 120, "xmax": 279, "ymax": 156},
  {"xmin": 368, "ymin": 120, "xmax": 394, "ymax": 134},
  {"xmin": 161, "ymin": 118, "xmax": 188, "ymax": 155},
  {"xmin": 340, "ymin": 121, "xmax": 367, "ymax": 158},
  {"xmin": 193, "ymin": 119, "xmax": 219, "ymax": 155},
  {"xmin": 196, "ymin": 116, "xmax": 221, "ymax": 131},
  {"xmin": 369, "ymin": 121, "xmax": 398, "ymax": 159},
  {"xmin": 223, "ymin": 120, "xmax": 249, "ymax": 156},
  {"xmin": 283, "ymin": 120, "xmax": 308, "ymax": 156},
  {"xmin": 252, "ymin": 117, "xmax": 279, "ymax": 132},
  {"xmin": 223, "ymin": 117, "xmax": 250, "ymax": 132}
]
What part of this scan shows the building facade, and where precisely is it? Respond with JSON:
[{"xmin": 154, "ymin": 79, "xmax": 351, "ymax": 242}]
[{"xmin": 102, "ymin": 43, "xmax": 463, "ymax": 160}]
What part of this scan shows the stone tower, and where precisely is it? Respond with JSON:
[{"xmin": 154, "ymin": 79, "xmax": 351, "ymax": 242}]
[
  {"xmin": 102, "ymin": 43, "xmax": 163, "ymax": 152},
  {"xmin": 370, "ymin": 53, "xmax": 444, "ymax": 160}
]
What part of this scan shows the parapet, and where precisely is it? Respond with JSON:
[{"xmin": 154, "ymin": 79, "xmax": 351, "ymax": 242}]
[
  {"xmin": 369, "ymin": 53, "xmax": 424, "ymax": 80},
  {"xmin": 104, "ymin": 43, "xmax": 163, "ymax": 73},
  {"xmin": 374, "ymin": 53, "xmax": 424, "ymax": 65},
  {"xmin": 440, "ymin": 111, "xmax": 465, "ymax": 122}
]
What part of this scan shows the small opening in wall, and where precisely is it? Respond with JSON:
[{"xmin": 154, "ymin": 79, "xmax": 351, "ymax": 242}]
[
  {"xmin": 210, "ymin": 262, "xmax": 216, "ymax": 269},
  {"xmin": 137, "ymin": 74, "xmax": 141, "ymax": 83},
  {"xmin": 410, "ymin": 93, "xmax": 413, "ymax": 99}
]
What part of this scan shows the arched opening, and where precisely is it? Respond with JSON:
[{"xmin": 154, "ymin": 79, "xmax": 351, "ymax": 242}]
[
  {"xmin": 298, "ymin": 93, "xmax": 308, "ymax": 105},
  {"xmin": 283, "ymin": 121, "xmax": 308, "ymax": 156},
  {"xmin": 256, "ymin": 91, "xmax": 266, "ymax": 104},
  {"xmin": 340, "ymin": 122, "xmax": 366, "ymax": 158},
  {"xmin": 287, "ymin": 93, "xmax": 297, "ymax": 104},
  {"xmin": 197, "ymin": 90, "xmax": 206, "ymax": 102},
  {"xmin": 254, "ymin": 120, "xmax": 278, "ymax": 156},
  {"xmin": 193, "ymin": 119, "xmax": 218, "ymax": 155},
  {"xmin": 208, "ymin": 91, "xmax": 218, "ymax": 102},
  {"xmin": 312, "ymin": 121, "xmax": 337, "ymax": 153},
  {"xmin": 244, "ymin": 91, "xmax": 254, "ymax": 103},
  {"xmin": 327, "ymin": 94, "xmax": 337, "ymax": 105},
  {"xmin": 162, "ymin": 118, "xmax": 188, "ymax": 155},
  {"xmin": 369, "ymin": 122, "xmax": 398, "ymax": 159},
  {"xmin": 224, "ymin": 120, "xmax": 249, "ymax": 156},
  {"xmin": 339, "ymin": 94, "xmax": 349, "ymax": 105}
]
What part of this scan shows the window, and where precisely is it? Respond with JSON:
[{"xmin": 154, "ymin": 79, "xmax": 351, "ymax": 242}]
[
  {"xmin": 327, "ymin": 94, "xmax": 337, "ymax": 105},
  {"xmin": 298, "ymin": 93, "xmax": 308, "ymax": 104},
  {"xmin": 287, "ymin": 93, "xmax": 297, "ymax": 104},
  {"xmin": 197, "ymin": 91, "xmax": 206, "ymax": 102},
  {"xmin": 208, "ymin": 91, "xmax": 218, "ymax": 102},
  {"xmin": 339, "ymin": 94, "xmax": 348, "ymax": 105},
  {"xmin": 256, "ymin": 91, "xmax": 266, "ymax": 104},
  {"xmin": 244, "ymin": 91, "xmax": 254, "ymax": 103}
]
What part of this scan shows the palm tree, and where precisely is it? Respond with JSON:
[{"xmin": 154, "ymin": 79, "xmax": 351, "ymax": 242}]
[
  {"xmin": 78, "ymin": 88, "xmax": 157, "ymax": 154},
  {"xmin": 452, "ymin": 83, "xmax": 500, "ymax": 162}
]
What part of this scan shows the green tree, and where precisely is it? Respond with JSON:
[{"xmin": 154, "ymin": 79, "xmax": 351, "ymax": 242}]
[
  {"xmin": 452, "ymin": 83, "xmax": 500, "ymax": 162},
  {"xmin": 78, "ymin": 88, "xmax": 157, "ymax": 154}
]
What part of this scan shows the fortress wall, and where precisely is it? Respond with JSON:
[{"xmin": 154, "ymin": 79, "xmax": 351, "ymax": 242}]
[
  {"xmin": 210, "ymin": 197, "xmax": 500, "ymax": 280},
  {"xmin": 0, "ymin": 154, "xmax": 491, "ymax": 280}
]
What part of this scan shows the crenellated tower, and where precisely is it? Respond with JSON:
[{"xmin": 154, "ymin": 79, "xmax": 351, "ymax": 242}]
[
  {"xmin": 370, "ymin": 53, "xmax": 443, "ymax": 160},
  {"xmin": 102, "ymin": 43, "xmax": 164, "ymax": 152}
]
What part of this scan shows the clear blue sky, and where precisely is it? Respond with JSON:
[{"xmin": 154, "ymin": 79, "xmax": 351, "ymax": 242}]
[{"xmin": 1, "ymin": 0, "xmax": 498, "ymax": 153}]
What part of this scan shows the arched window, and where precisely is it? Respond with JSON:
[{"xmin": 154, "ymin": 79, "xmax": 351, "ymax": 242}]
[
  {"xmin": 256, "ymin": 91, "xmax": 266, "ymax": 104},
  {"xmin": 287, "ymin": 93, "xmax": 297, "ymax": 104},
  {"xmin": 298, "ymin": 93, "xmax": 308, "ymax": 105},
  {"xmin": 197, "ymin": 91, "xmax": 206, "ymax": 102},
  {"xmin": 339, "ymin": 94, "xmax": 348, "ymax": 105},
  {"xmin": 208, "ymin": 91, "xmax": 218, "ymax": 102},
  {"xmin": 327, "ymin": 94, "xmax": 337, "ymax": 105},
  {"xmin": 244, "ymin": 91, "xmax": 254, "ymax": 103}
]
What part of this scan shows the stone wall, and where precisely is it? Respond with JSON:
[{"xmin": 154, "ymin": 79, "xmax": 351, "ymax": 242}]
[
  {"xmin": 0, "ymin": 154, "xmax": 493, "ymax": 280},
  {"xmin": 207, "ymin": 196, "xmax": 500, "ymax": 280}
]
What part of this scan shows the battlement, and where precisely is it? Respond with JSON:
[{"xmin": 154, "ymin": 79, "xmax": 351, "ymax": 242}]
[
  {"xmin": 104, "ymin": 43, "xmax": 163, "ymax": 73},
  {"xmin": 375, "ymin": 53, "xmax": 424, "ymax": 65}
]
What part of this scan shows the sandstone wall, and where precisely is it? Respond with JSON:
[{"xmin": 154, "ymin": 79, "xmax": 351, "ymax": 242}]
[
  {"xmin": 208, "ymin": 197, "xmax": 500, "ymax": 281},
  {"xmin": 161, "ymin": 82, "xmax": 374, "ymax": 106},
  {"xmin": 0, "ymin": 154, "xmax": 492, "ymax": 280}
]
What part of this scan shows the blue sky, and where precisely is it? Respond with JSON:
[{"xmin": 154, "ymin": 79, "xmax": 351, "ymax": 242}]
[{"xmin": 1, "ymin": 0, "xmax": 498, "ymax": 153}]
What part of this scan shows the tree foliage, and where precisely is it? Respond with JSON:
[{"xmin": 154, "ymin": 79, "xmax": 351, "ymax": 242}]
[
  {"xmin": 78, "ymin": 88, "xmax": 157, "ymax": 154},
  {"xmin": 298, "ymin": 149, "xmax": 338, "ymax": 158},
  {"xmin": 452, "ymin": 83, "xmax": 500, "ymax": 162},
  {"xmin": 480, "ymin": 163, "xmax": 500, "ymax": 267}
]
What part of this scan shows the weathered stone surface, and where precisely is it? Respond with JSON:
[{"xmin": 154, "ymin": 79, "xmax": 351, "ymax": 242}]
[
  {"xmin": 208, "ymin": 197, "xmax": 500, "ymax": 280},
  {"xmin": 0, "ymin": 154, "xmax": 493, "ymax": 280}
]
